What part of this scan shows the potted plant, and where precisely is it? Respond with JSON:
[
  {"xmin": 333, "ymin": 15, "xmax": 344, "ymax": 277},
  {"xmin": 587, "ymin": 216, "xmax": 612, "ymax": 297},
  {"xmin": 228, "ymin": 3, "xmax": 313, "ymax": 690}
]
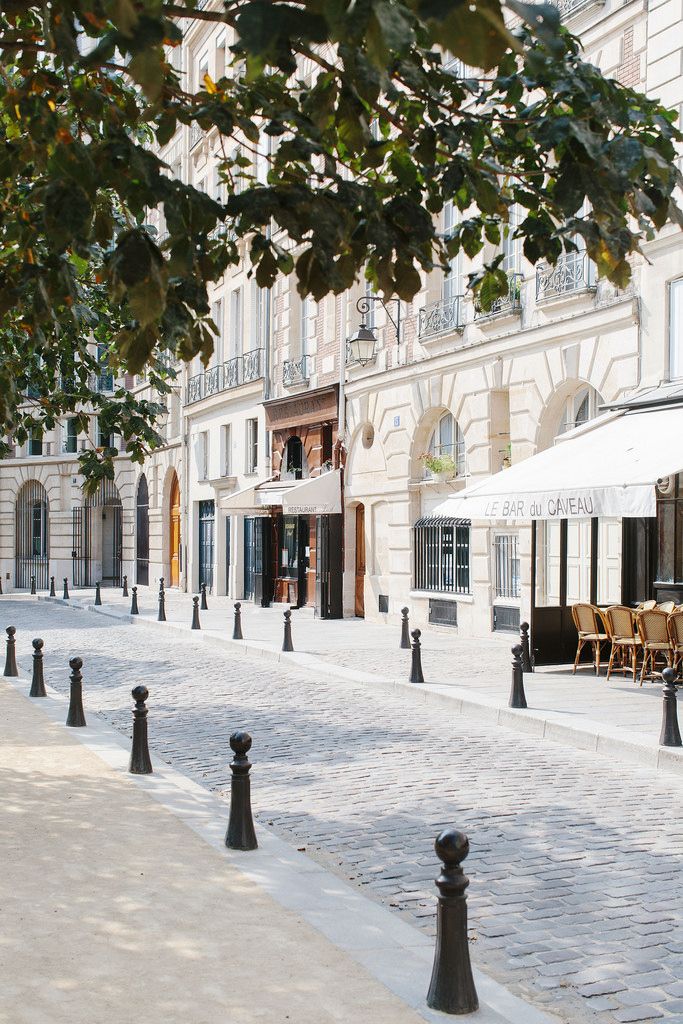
[{"xmin": 421, "ymin": 452, "xmax": 456, "ymax": 482}]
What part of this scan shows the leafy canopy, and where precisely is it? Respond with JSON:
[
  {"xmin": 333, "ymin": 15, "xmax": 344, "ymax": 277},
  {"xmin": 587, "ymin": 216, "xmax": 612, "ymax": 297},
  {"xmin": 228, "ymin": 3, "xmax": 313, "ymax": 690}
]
[{"xmin": 0, "ymin": 0, "xmax": 681, "ymax": 487}]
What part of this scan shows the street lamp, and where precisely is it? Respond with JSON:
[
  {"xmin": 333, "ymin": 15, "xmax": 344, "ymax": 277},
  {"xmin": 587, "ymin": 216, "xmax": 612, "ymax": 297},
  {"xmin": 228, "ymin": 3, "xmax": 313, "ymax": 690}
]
[
  {"xmin": 347, "ymin": 323, "xmax": 377, "ymax": 366},
  {"xmin": 351, "ymin": 294, "xmax": 402, "ymax": 357}
]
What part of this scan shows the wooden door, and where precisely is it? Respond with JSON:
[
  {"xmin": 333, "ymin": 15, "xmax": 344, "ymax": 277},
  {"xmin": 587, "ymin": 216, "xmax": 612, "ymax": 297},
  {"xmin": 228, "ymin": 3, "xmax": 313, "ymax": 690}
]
[
  {"xmin": 169, "ymin": 474, "xmax": 180, "ymax": 587},
  {"xmin": 355, "ymin": 503, "xmax": 365, "ymax": 618}
]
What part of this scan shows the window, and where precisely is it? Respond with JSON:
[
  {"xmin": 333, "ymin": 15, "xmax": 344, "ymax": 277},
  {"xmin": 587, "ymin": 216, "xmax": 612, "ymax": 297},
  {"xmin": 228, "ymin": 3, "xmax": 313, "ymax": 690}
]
[
  {"xmin": 494, "ymin": 534, "xmax": 520, "ymax": 599},
  {"xmin": 197, "ymin": 430, "xmax": 209, "ymax": 480},
  {"xmin": 282, "ymin": 436, "xmax": 308, "ymax": 481},
  {"xmin": 670, "ymin": 278, "xmax": 683, "ymax": 380},
  {"xmin": 426, "ymin": 412, "xmax": 465, "ymax": 477},
  {"xmin": 197, "ymin": 51, "xmax": 209, "ymax": 89},
  {"xmin": 211, "ymin": 299, "xmax": 224, "ymax": 364},
  {"xmin": 364, "ymin": 277, "xmax": 376, "ymax": 329},
  {"xmin": 443, "ymin": 200, "xmax": 462, "ymax": 301},
  {"xmin": 413, "ymin": 517, "xmax": 471, "ymax": 594},
  {"xmin": 299, "ymin": 295, "xmax": 310, "ymax": 355},
  {"xmin": 229, "ymin": 287, "xmax": 243, "ymax": 358},
  {"xmin": 97, "ymin": 418, "xmax": 113, "ymax": 449},
  {"xmin": 28, "ymin": 428, "xmax": 43, "ymax": 457},
  {"xmin": 215, "ymin": 29, "xmax": 227, "ymax": 78},
  {"xmin": 221, "ymin": 423, "xmax": 232, "ymax": 477},
  {"xmin": 64, "ymin": 418, "xmax": 78, "ymax": 454},
  {"xmin": 279, "ymin": 516, "xmax": 299, "ymax": 578},
  {"xmin": 557, "ymin": 386, "xmax": 600, "ymax": 437},
  {"xmin": 501, "ymin": 205, "xmax": 521, "ymax": 276},
  {"xmin": 246, "ymin": 418, "xmax": 258, "ymax": 473},
  {"xmin": 251, "ymin": 281, "xmax": 269, "ymax": 352}
]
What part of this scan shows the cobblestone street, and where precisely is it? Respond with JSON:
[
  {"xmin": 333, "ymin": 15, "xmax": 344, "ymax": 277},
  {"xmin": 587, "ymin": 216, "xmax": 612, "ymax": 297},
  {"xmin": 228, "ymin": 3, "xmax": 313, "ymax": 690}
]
[{"xmin": 6, "ymin": 598, "xmax": 683, "ymax": 1024}]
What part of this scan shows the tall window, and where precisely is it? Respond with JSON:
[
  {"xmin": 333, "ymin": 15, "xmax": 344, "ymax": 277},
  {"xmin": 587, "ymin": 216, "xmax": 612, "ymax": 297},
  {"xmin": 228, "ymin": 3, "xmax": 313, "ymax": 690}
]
[
  {"xmin": 221, "ymin": 423, "xmax": 232, "ymax": 477},
  {"xmin": 501, "ymin": 205, "xmax": 521, "ymax": 276},
  {"xmin": 556, "ymin": 386, "xmax": 600, "ymax": 437},
  {"xmin": 279, "ymin": 516, "xmax": 299, "ymax": 578},
  {"xmin": 299, "ymin": 295, "xmax": 310, "ymax": 356},
  {"xmin": 229, "ymin": 287, "xmax": 243, "ymax": 358},
  {"xmin": 211, "ymin": 299, "xmax": 224, "ymax": 364},
  {"xmin": 251, "ymin": 281, "xmax": 269, "ymax": 352},
  {"xmin": 670, "ymin": 278, "xmax": 683, "ymax": 380},
  {"xmin": 282, "ymin": 436, "xmax": 309, "ymax": 481},
  {"xmin": 427, "ymin": 412, "xmax": 465, "ymax": 477},
  {"xmin": 443, "ymin": 201, "xmax": 462, "ymax": 301},
  {"xmin": 28, "ymin": 428, "xmax": 43, "ymax": 457},
  {"xmin": 246, "ymin": 418, "xmax": 258, "ymax": 473},
  {"xmin": 413, "ymin": 517, "xmax": 471, "ymax": 594},
  {"xmin": 494, "ymin": 534, "xmax": 520, "ymax": 599},
  {"xmin": 197, "ymin": 431, "xmax": 209, "ymax": 480},
  {"xmin": 15, "ymin": 481, "xmax": 49, "ymax": 589},
  {"xmin": 63, "ymin": 418, "xmax": 78, "ymax": 454}
]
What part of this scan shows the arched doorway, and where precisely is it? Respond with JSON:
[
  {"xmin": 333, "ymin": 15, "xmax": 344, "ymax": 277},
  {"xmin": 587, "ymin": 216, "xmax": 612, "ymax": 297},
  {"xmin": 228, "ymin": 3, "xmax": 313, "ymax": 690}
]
[
  {"xmin": 355, "ymin": 503, "xmax": 365, "ymax": 617},
  {"xmin": 72, "ymin": 479, "xmax": 122, "ymax": 587},
  {"xmin": 169, "ymin": 472, "xmax": 181, "ymax": 587},
  {"xmin": 15, "ymin": 481, "xmax": 49, "ymax": 589},
  {"xmin": 136, "ymin": 475, "xmax": 150, "ymax": 586}
]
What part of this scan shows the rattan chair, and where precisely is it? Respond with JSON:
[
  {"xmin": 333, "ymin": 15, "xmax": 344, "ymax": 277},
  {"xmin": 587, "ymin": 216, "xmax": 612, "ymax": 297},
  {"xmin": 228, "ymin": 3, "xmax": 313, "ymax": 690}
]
[
  {"xmin": 667, "ymin": 611, "xmax": 683, "ymax": 676},
  {"xmin": 604, "ymin": 606, "xmax": 641, "ymax": 683},
  {"xmin": 571, "ymin": 603, "xmax": 609, "ymax": 675},
  {"xmin": 637, "ymin": 600, "xmax": 657, "ymax": 611},
  {"xmin": 635, "ymin": 608, "xmax": 672, "ymax": 685},
  {"xmin": 657, "ymin": 601, "xmax": 676, "ymax": 613}
]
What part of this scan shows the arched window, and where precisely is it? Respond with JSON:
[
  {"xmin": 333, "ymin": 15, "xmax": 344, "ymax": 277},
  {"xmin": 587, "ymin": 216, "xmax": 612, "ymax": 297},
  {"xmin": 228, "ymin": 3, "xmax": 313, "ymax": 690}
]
[
  {"xmin": 281, "ymin": 436, "xmax": 309, "ymax": 481},
  {"xmin": 426, "ymin": 413, "xmax": 465, "ymax": 478},
  {"xmin": 136, "ymin": 474, "xmax": 150, "ymax": 586},
  {"xmin": 15, "ymin": 481, "xmax": 49, "ymax": 589},
  {"xmin": 556, "ymin": 386, "xmax": 601, "ymax": 438}
]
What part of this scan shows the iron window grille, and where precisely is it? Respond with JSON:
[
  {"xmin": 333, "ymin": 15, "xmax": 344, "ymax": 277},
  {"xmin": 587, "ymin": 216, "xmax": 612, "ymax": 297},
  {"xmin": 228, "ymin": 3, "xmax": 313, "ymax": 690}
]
[
  {"xmin": 413, "ymin": 516, "xmax": 471, "ymax": 594},
  {"xmin": 494, "ymin": 534, "xmax": 521, "ymax": 599}
]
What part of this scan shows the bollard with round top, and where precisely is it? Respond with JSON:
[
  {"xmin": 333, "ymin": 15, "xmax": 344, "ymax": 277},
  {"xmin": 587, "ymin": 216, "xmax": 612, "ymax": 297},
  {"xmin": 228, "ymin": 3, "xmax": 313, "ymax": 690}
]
[
  {"xmin": 66, "ymin": 657, "xmax": 86, "ymax": 728},
  {"xmin": 49, "ymin": 576, "xmax": 56, "ymax": 597},
  {"xmin": 409, "ymin": 628, "xmax": 424, "ymax": 684},
  {"xmin": 129, "ymin": 685, "xmax": 153, "ymax": 774},
  {"xmin": 427, "ymin": 828, "xmax": 479, "ymax": 1015},
  {"xmin": 158, "ymin": 584, "xmax": 166, "ymax": 622},
  {"xmin": 233, "ymin": 601, "xmax": 243, "ymax": 640},
  {"xmin": 30, "ymin": 575, "xmax": 36, "ymax": 596},
  {"xmin": 225, "ymin": 730, "xmax": 258, "ymax": 851},
  {"xmin": 191, "ymin": 596, "xmax": 201, "ymax": 630},
  {"xmin": 660, "ymin": 667, "xmax": 682, "ymax": 747},
  {"xmin": 200, "ymin": 583, "xmax": 208, "ymax": 610},
  {"xmin": 3, "ymin": 626, "xmax": 18, "ymax": 677},
  {"xmin": 29, "ymin": 638, "xmax": 47, "ymax": 698},
  {"xmin": 122, "ymin": 574, "xmax": 129, "ymax": 597},
  {"xmin": 62, "ymin": 578, "xmax": 69, "ymax": 600},
  {"xmin": 0, "ymin": 576, "xmax": 3, "ymax": 595},
  {"xmin": 400, "ymin": 607, "xmax": 411, "ymax": 650},
  {"xmin": 520, "ymin": 622, "xmax": 533, "ymax": 673},
  {"xmin": 159, "ymin": 577, "xmax": 165, "ymax": 593},
  {"xmin": 509, "ymin": 645, "xmax": 528, "ymax": 709},
  {"xmin": 95, "ymin": 581, "xmax": 102, "ymax": 606},
  {"xmin": 130, "ymin": 586, "xmax": 139, "ymax": 615},
  {"xmin": 282, "ymin": 608, "xmax": 294, "ymax": 652}
]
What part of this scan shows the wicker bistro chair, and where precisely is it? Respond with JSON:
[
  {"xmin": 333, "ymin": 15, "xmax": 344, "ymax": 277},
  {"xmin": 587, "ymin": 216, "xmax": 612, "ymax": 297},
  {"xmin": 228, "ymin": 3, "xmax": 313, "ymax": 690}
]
[
  {"xmin": 635, "ymin": 609, "xmax": 673, "ymax": 685},
  {"xmin": 604, "ymin": 606, "xmax": 642, "ymax": 683},
  {"xmin": 657, "ymin": 601, "xmax": 676, "ymax": 614},
  {"xmin": 637, "ymin": 600, "xmax": 657, "ymax": 611},
  {"xmin": 667, "ymin": 611, "xmax": 683, "ymax": 676},
  {"xmin": 571, "ymin": 603, "xmax": 609, "ymax": 675}
]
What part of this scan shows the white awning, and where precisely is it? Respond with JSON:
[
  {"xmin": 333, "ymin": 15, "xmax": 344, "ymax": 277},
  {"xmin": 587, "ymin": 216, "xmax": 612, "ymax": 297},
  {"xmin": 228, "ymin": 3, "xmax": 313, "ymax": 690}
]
[
  {"xmin": 431, "ymin": 405, "xmax": 683, "ymax": 522},
  {"xmin": 220, "ymin": 481, "xmax": 263, "ymax": 512},
  {"xmin": 282, "ymin": 469, "xmax": 342, "ymax": 515},
  {"xmin": 220, "ymin": 479, "xmax": 297, "ymax": 512}
]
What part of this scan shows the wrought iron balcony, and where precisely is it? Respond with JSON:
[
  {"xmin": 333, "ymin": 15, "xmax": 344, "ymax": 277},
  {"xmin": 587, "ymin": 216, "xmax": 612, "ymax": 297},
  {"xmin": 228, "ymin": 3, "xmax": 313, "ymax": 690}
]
[
  {"xmin": 549, "ymin": 0, "xmax": 605, "ymax": 17},
  {"xmin": 187, "ymin": 372, "xmax": 204, "ymax": 404},
  {"xmin": 204, "ymin": 365, "xmax": 222, "ymax": 398},
  {"xmin": 418, "ymin": 295, "xmax": 465, "ymax": 339},
  {"xmin": 474, "ymin": 273, "xmax": 523, "ymax": 320},
  {"xmin": 190, "ymin": 123, "xmax": 203, "ymax": 149},
  {"xmin": 536, "ymin": 252, "xmax": 595, "ymax": 302},
  {"xmin": 223, "ymin": 356, "xmax": 241, "ymax": 390},
  {"xmin": 283, "ymin": 354, "xmax": 309, "ymax": 387},
  {"xmin": 186, "ymin": 350, "xmax": 265, "ymax": 404},
  {"xmin": 89, "ymin": 372, "xmax": 115, "ymax": 393},
  {"xmin": 242, "ymin": 348, "xmax": 262, "ymax": 383}
]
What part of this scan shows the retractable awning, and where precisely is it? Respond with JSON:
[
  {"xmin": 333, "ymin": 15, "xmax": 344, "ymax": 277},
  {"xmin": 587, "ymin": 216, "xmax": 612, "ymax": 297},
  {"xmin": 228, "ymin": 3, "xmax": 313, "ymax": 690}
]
[
  {"xmin": 430, "ymin": 405, "xmax": 683, "ymax": 522},
  {"xmin": 282, "ymin": 469, "xmax": 342, "ymax": 515},
  {"xmin": 220, "ymin": 479, "xmax": 297, "ymax": 512}
]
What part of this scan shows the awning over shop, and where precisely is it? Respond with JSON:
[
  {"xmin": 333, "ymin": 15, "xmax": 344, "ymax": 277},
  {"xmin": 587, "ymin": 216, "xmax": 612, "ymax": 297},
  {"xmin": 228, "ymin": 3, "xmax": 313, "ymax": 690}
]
[
  {"xmin": 430, "ymin": 405, "xmax": 683, "ymax": 522},
  {"xmin": 220, "ymin": 479, "xmax": 296, "ymax": 512},
  {"xmin": 282, "ymin": 469, "xmax": 342, "ymax": 515}
]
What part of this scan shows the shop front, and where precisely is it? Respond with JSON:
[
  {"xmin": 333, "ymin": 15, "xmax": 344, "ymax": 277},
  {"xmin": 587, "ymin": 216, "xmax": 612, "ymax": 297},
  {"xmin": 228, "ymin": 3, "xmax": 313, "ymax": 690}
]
[{"xmin": 430, "ymin": 396, "xmax": 683, "ymax": 664}]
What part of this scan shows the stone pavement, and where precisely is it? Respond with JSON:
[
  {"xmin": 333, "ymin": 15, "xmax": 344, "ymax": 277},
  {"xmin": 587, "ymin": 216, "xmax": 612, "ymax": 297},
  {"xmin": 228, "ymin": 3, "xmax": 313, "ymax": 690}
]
[
  {"xmin": 42, "ymin": 584, "xmax": 683, "ymax": 773},
  {"xmin": 3, "ymin": 596, "xmax": 683, "ymax": 1024}
]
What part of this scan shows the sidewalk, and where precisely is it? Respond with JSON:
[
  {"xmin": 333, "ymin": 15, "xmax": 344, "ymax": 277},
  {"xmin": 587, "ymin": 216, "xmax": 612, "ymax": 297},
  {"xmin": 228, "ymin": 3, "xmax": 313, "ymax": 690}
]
[
  {"xmin": 25, "ymin": 584, "xmax": 683, "ymax": 775},
  {"xmin": 0, "ymin": 676, "xmax": 559, "ymax": 1024}
]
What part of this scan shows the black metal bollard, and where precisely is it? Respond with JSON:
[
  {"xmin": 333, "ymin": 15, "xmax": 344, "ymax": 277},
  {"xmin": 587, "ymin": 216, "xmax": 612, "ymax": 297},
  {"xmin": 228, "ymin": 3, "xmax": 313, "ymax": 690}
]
[
  {"xmin": 159, "ymin": 577, "xmax": 165, "ymax": 594},
  {"xmin": 122, "ymin": 574, "xmax": 129, "ymax": 597},
  {"xmin": 3, "ymin": 626, "xmax": 18, "ymax": 677},
  {"xmin": 233, "ymin": 601, "xmax": 244, "ymax": 640},
  {"xmin": 29, "ymin": 638, "xmax": 47, "ymax": 698},
  {"xmin": 30, "ymin": 575, "xmax": 36, "ymax": 595},
  {"xmin": 191, "ymin": 596, "xmax": 201, "ymax": 630},
  {"xmin": 520, "ymin": 622, "xmax": 533, "ymax": 673},
  {"xmin": 158, "ymin": 588, "xmax": 166, "ymax": 622},
  {"xmin": 282, "ymin": 608, "xmax": 294, "ymax": 652},
  {"xmin": 0, "ymin": 576, "xmax": 3, "ymax": 595},
  {"xmin": 95, "ymin": 581, "xmax": 102, "ymax": 606},
  {"xmin": 427, "ymin": 828, "xmax": 479, "ymax": 1015},
  {"xmin": 225, "ymin": 730, "xmax": 258, "ymax": 851},
  {"xmin": 129, "ymin": 685, "xmax": 153, "ymax": 774},
  {"xmin": 200, "ymin": 582, "xmax": 208, "ymax": 610},
  {"xmin": 660, "ymin": 667, "xmax": 682, "ymax": 747},
  {"xmin": 66, "ymin": 656, "xmax": 86, "ymax": 728},
  {"xmin": 62, "ymin": 578, "xmax": 69, "ymax": 600},
  {"xmin": 49, "ymin": 576, "xmax": 56, "ymax": 597},
  {"xmin": 509, "ymin": 644, "xmax": 528, "ymax": 709},
  {"xmin": 409, "ymin": 628, "xmax": 425, "ymax": 684},
  {"xmin": 400, "ymin": 606, "xmax": 411, "ymax": 649},
  {"xmin": 130, "ymin": 586, "xmax": 139, "ymax": 615}
]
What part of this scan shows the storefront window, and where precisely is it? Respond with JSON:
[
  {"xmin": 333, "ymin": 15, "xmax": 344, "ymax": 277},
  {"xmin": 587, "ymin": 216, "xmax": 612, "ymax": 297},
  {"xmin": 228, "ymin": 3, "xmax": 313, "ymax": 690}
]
[
  {"xmin": 597, "ymin": 518, "xmax": 622, "ymax": 604},
  {"xmin": 280, "ymin": 516, "xmax": 299, "ymax": 578},
  {"xmin": 535, "ymin": 520, "xmax": 561, "ymax": 606},
  {"xmin": 413, "ymin": 517, "xmax": 470, "ymax": 594}
]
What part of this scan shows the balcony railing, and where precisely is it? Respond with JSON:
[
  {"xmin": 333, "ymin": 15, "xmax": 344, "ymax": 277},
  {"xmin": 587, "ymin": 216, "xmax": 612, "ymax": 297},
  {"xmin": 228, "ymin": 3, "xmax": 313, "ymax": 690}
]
[
  {"xmin": 186, "ymin": 349, "xmax": 264, "ymax": 405},
  {"xmin": 190, "ymin": 123, "xmax": 203, "ymax": 149},
  {"xmin": 282, "ymin": 354, "xmax": 309, "ymax": 387},
  {"xmin": 536, "ymin": 252, "xmax": 595, "ymax": 302},
  {"xmin": 474, "ymin": 273, "xmax": 523, "ymax": 320},
  {"xmin": 549, "ymin": 0, "xmax": 605, "ymax": 18},
  {"xmin": 418, "ymin": 295, "xmax": 465, "ymax": 339},
  {"xmin": 89, "ymin": 372, "xmax": 115, "ymax": 393}
]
